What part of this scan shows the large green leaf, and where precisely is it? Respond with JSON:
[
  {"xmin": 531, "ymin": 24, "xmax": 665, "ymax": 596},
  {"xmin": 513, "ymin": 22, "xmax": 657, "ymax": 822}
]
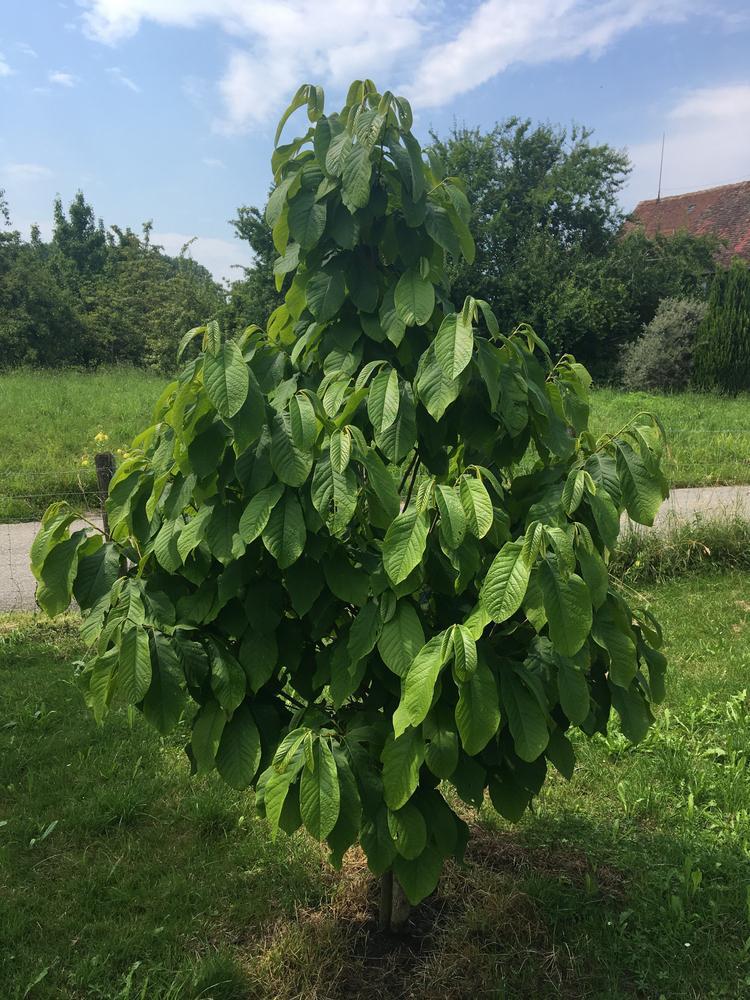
[
  {"xmin": 556, "ymin": 656, "xmax": 590, "ymax": 724},
  {"xmin": 73, "ymin": 543, "xmax": 120, "ymax": 612},
  {"xmin": 592, "ymin": 598, "xmax": 638, "ymax": 688},
  {"xmin": 142, "ymin": 635, "xmax": 186, "ymax": 735},
  {"xmin": 270, "ymin": 412, "xmax": 313, "ymax": 486},
  {"xmin": 387, "ymin": 801, "xmax": 426, "ymax": 860},
  {"xmin": 393, "ymin": 845, "xmax": 443, "ymax": 905},
  {"xmin": 382, "ymin": 507, "xmax": 429, "ymax": 586},
  {"xmin": 455, "ymin": 657, "xmax": 500, "ymax": 754},
  {"xmin": 208, "ymin": 643, "xmax": 246, "ymax": 713},
  {"xmin": 459, "ymin": 477, "xmax": 493, "ymax": 538},
  {"xmin": 435, "ymin": 484, "xmax": 466, "ymax": 551},
  {"xmin": 341, "ymin": 143, "xmax": 372, "ymax": 211},
  {"xmin": 262, "ymin": 491, "xmax": 306, "ymax": 569},
  {"xmin": 118, "ymin": 625, "xmax": 152, "ymax": 704},
  {"xmin": 394, "ymin": 267, "xmax": 435, "ymax": 326},
  {"xmin": 37, "ymin": 529, "xmax": 88, "ymax": 617},
  {"xmin": 377, "ymin": 600, "xmax": 425, "ymax": 677},
  {"xmin": 203, "ymin": 341, "xmax": 249, "ymax": 418},
  {"xmin": 306, "ymin": 269, "xmax": 346, "ymax": 322},
  {"xmin": 424, "ymin": 706, "xmax": 459, "ymax": 778},
  {"xmin": 500, "ymin": 667, "xmax": 549, "ymax": 762},
  {"xmin": 616, "ymin": 441, "xmax": 665, "ymax": 526},
  {"xmin": 481, "ymin": 541, "xmax": 531, "ymax": 623},
  {"xmin": 367, "ymin": 367, "xmax": 400, "ymax": 434},
  {"xmin": 416, "ymin": 346, "xmax": 462, "ymax": 420},
  {"xmin": 300, "ymin": 739, "xmax": 341, "ymax": 840},
  {"xmin": 191, "ymin": 699, "xmax": 227, "ymax": 774},
  {"xmin": 362, "ymin": 448, "xmax": 400, "ymax": 525},
  {"xmin": 381, "ymin": 727, "xmax": 424, "ymax": 810},
  {"xmin": 347, "ymin": 600, "xmax": 382, "ymax": 664},
  {"xmin": 216, "ymin": 703, "xmax": 261, "ymax": 789},
  {"xmin": 287, "ymin": 190, "xmax": 326, "ymax": 249},
  {"xmin": 397, "ymin": 633, "xmax": 447, "ymax": 733},
  {"xmin": 239, "ymin": 483, "xmax": 285, "ymax": 543},
  {"xmin": 310, "ymin": 453, "xmax": 358, "ymax": 536},
  {"xmin": 539, "ymin": 561, "xmax": 592, "ymax": 657},
  {"xmin": 434, "ymin": 312, "xmax": 473, "ymax": 380}
]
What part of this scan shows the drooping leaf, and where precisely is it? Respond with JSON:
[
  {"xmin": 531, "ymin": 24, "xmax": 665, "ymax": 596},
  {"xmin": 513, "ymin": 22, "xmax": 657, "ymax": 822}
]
[
  {"xmin": 539, "ymin": 561, "xmax": 592, "ymax": 657},
  {"xmin": 300, "ymin": 739, "xmax": 341, "ymax": 840},
  {"xmin": 381, "ymin": 727, "xmax": 424, "ymax": 810},
  {"xmin": 262, "ymin": 491, "xmax": 306, "ymax": 569},
  {"xmin": 481, "ymin": 541, "xmax": 531, "ymax": 623},
  {"xmin": 394, "ymin": 267, "xmax": 435, "ymax": 326},
  {"xmin": 203, "ymin": 341, "xmax": 249, "ymax": 418},
  {"xmin": 382, "ymin": 507, "xmax": 429, "ymax": 586},
  {"xmin": 455, "ymin": 657, "xmax": 500, "ymax": 754},
  {"xmin": 216, "ymin": 703, "xmax": 262, "ymax": 789},
  {"xmin": 118, "ymin": 625, "xmax": 152, "ymax": 704}
]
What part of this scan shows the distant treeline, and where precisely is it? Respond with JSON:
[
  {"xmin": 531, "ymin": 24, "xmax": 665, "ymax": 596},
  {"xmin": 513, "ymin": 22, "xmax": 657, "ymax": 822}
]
[{"xmin": 0, "ymin": 117, "xmax": 719, "ymax": 376}]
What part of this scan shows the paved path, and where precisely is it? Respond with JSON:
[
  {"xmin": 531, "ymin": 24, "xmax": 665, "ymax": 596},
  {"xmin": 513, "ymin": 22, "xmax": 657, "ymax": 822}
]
[{"xmin": 2, "ymin": 487, "xmax": 750, "ymax": 613}]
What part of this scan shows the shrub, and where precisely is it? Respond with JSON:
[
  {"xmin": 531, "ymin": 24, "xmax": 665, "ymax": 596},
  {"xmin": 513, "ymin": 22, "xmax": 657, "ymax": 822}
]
[
  {"xmin": 620, "ymin": 297, "xmax": 707, "ymax": 392},
  {"xmin": 693, "ymin": 260, "xmax": 750, "ymax": 394},
  {"xmin": 31, "ymin": 80, "xmax": 669, "ymax": 921}
]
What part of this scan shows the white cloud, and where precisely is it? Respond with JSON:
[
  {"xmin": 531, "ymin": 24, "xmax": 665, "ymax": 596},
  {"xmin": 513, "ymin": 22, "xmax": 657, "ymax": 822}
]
[
  {"xmin": 77, "ymin": 0, "xmax": 732, "ymax": 132},
  {"xmin": 0, "ymin": 53, "xmax": 12, "ymax": 77},
  {"xmin": 107, "ymin": 66, "xmax": 140, "ymax": 92},
  {"xmin": 49, "ymin": 70, "xmax": 78, "ymax": 87},
  {"xmin": 202, "ymin": 157, "xmax": 225, "ymax": 168},
  {"xmin": 79, "ymin": 0, "xmax": 425, "ymax": 131},
  {"xmin": 404, "ymin": 0, "xmax": 703, "ymax": 108},
  {"xmin": 2, "ymin": 163, "xmax": 54, "ymax": 180},
  {"xmin": 152, "ymin": 230, "xmax": 249, "ymax": 282},
  {"xmin": 625, "ymin": 83, "xmax": 750, "ymax": 206},
  {"xmin": 17, "ymin": 42, "xmax": 38, "ymax": 57}
]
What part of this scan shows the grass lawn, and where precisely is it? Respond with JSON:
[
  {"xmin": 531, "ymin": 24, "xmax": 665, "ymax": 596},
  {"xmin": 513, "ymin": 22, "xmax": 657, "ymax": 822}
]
[
  {"xmin": 0, "ymin": 368, "xmax": 163, "ymax": 521},
  {"xmin": 1, "ymin": 368, "xmax": 749, "ymax": 521},
  {"xmin": 2, "ymin": 571, "xmax": 750, "ymax": 998}
]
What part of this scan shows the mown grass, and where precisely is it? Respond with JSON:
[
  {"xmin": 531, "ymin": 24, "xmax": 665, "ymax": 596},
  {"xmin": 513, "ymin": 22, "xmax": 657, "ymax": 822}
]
[
  {"xmin": 1, "ymin": 369, "xmax": 749, "ymax": 521},
  {"xmin": 2, "ymin": 572, "xmax": 750, "ymax": 998},
  {"xmin": 0, "ymin": 368, "xmax": 163, "ymax": 521}
]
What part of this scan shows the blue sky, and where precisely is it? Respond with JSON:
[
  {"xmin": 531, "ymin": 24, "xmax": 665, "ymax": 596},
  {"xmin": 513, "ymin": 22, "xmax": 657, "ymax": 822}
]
[{"xmin": 1, "ymin": 1, "xmax": 749, "ymax": 282}]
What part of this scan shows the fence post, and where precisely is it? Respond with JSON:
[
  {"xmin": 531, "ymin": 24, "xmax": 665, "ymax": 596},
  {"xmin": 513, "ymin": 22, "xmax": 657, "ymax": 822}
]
[{"xmin": 95, "ymin": 451, "xmax": 116, "ymax": 538}]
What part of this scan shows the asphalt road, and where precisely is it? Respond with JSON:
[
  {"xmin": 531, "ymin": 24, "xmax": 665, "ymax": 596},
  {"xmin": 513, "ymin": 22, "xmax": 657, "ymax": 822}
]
[{"xmin": 2, "ymin": 486, "xmax": 750, "ymax": 613}]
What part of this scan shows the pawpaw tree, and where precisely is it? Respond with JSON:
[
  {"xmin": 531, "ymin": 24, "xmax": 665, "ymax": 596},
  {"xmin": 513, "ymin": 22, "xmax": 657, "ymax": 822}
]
[{"xmin": 31, "ymin": 80, "xmax": 669, "ymax": 922}]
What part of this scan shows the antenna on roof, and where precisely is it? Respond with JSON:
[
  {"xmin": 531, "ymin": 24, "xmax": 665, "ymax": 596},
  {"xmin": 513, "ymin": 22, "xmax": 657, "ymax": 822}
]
[{"xmin": 657, "ymin": 132, "xmax": 665, "ymax": 202}]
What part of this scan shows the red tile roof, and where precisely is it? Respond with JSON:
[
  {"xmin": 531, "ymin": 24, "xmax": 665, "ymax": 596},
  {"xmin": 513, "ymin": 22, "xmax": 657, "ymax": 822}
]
[{"xmin": 628, "ymin": 180, "xmax": 750, "ymax": 264}]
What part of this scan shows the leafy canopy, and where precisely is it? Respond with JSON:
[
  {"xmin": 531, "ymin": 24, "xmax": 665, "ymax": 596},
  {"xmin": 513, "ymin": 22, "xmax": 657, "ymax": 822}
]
[{"xmin": 32, "ymin": 79, "xmax": 669, "ymax": 906}]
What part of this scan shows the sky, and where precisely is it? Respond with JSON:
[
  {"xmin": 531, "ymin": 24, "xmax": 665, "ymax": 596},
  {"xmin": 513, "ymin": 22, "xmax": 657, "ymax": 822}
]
[{"xmin": 1, "ymin": 0, "xmax": 749, "ymax": 283}]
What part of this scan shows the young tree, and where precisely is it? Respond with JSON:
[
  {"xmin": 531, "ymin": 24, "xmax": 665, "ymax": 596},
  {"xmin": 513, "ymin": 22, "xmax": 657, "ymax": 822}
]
[
  {"xmin": 693, "ymin": 260, "xmax": 750, "ymax": 394},
  {"xmin": 32, "ymin": 80, "xmax": 669, "ymax": 928}
]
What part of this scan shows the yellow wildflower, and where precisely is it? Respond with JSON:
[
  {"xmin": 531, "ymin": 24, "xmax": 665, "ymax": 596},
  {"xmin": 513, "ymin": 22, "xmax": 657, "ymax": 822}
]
[{"xmin": 94, "ymin": 431, "xmax": 109, "ymax": 444}]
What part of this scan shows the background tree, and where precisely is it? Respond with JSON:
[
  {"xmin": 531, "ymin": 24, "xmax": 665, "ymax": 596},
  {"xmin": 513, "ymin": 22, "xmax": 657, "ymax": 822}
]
[
  {"xmin": 33, "ymin": 80, "xmax": 669, "ymax": 929},
  {"xmin": 693, "ymin": 260, "xmax": 750, "ymax": 393},
  {"xmin": 431, "ymin": 122, "xmax": 716, "ymax": 373},
  {"xmin": 0, "ymin": 194, "xmax": 222, "ymax": 370}
]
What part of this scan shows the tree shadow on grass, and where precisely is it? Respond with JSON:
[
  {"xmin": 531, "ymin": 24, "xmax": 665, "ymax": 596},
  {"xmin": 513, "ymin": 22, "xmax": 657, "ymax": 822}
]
[{"xmin": 236, "ymin": 813, "xmax": 748, "ymax": 1000}]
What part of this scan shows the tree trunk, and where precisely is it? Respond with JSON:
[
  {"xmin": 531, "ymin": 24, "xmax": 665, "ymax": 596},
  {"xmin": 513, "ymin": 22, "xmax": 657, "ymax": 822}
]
[{"xmin": 378, "ymin": 871, "xmax": 411, "ymax": 932}]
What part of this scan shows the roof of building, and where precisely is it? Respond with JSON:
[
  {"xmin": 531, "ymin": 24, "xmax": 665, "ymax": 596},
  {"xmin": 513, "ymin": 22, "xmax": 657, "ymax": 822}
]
[{"xmin": 628, "ymin": 180, "xmax": 750, "ymax": 263}]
